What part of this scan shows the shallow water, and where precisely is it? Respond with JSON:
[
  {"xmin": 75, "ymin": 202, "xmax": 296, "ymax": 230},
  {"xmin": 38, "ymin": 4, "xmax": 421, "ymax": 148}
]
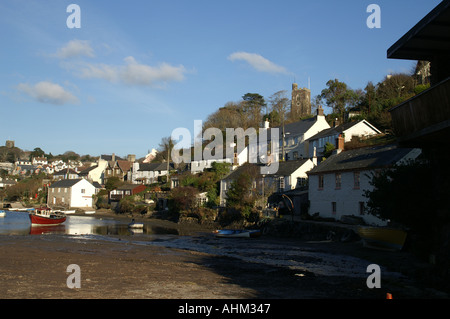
[
  {"xmin": 0, "ymin": 211, "xmax": 404, "ymax": 280},
  {"xmin": 0, "ymin": 211, "xmax": 177, "ymax": 236}
]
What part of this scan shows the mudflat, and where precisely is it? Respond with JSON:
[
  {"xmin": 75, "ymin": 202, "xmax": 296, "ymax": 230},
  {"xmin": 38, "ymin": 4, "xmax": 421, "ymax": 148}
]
[{"xmin": 1, "ymin": 224, "xmax": 448, "ymax": 300}]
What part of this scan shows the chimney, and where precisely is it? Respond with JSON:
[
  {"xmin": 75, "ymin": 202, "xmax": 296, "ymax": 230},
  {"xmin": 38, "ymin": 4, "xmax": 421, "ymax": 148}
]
[
  {"xmin": 264, "ymin": 119, "xmax": 270, "ymax": 129},
  {"xmin": 336, "ymin": 134, "xmax": 345, "ymax": 154},
  {"xmin": 312, "ymin": 147, "xmax": 317, "ymax": 166},
  {"xmin": 127, "ymin": 154, "xmax": 136, "ymax": 162},
  {"xmin": 317, "ymin": 105, "xmax": 324, "ymax": 116},
  {"xmin": 112, "ymin": 153, "xmax": 115, "ymax": 162},
  {"xmin": 333, "ymin": 118, "xmax": 340, "ymax": 127}
]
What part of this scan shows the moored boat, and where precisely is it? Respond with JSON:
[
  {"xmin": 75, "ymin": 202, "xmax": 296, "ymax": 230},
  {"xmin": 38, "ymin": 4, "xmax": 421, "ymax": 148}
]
[
  {"xmin": 214, "ymin": 229, "xmax": 261, "ymax": 238},
  {"xmin": 128, "ymin": 219, "xmax": 144, "ymax": 229},
  {"xmin": 0, "ymin": 210, "xmax": 6, "ymax": 217},
  {"xmin": 357, "ymin": 226, "xmax": 407, "ymax": 251},
  {"xmin": 29, "ymin": 207, "xmax": 66, "ymax": 226}
]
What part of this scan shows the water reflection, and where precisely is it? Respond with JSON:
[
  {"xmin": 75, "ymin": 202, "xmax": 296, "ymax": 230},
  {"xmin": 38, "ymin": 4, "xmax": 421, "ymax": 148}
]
[{"xmin": 0, "ymin": 211, "xmax": 178, "ymax": 236}]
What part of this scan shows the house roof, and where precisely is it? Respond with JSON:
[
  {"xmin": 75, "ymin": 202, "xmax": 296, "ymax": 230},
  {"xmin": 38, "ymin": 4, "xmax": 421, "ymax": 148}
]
[
  {"xmin": 116, "ymin": 160, "xmax": 132, "ymax": 172},
  {"xmin": 222, "ymin": 159, "xmax": 311, "ymax": 180},
  {"xmin": 387, "ymin": 0, "xmax": 450, "ymax": 61},
  {"xmin": 265, "ymin": 116, "xmax": 322, "ymax": 140},
  {"xmin": 115, "ymin": 184, "xmax": 145, "ymax": 191},
  {"xmin": 273, "ymin": 159, "xmax": 311, "ymax": 176},
  {"xmin": 307, "ymin": 144, "xmax": 419, "ymax": 175},
  {"xmin": 53, "ymin": 169, "xmax": 78, "ymax": 176},
  {"xmin": 307, "ymin": 120, "xmax": 381, "ymax": 142},
  {"xmin": 138, "ymin": 162, "xmax": 174, "ymax": 172},
  {"xmin": 78, "ymin": 165, "xmax": 98, "ymax": 175},
  {"xmin": 49, "ymin": 178, "xmax": 85, "ymax": 188}
]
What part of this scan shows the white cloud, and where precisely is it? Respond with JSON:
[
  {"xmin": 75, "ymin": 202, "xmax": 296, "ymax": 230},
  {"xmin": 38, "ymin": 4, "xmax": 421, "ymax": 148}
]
[
  {"xmin": 78, "ymin": 56, "xmax": 187, "ymax": 87},
  {"xmin": 17, "ymin": 81, "xmax": 79, "ymax": 105},
  {"xmin": 228, "ymin": 52, "xmax": 289, "ymax": 74},
  {"xmin": 55, "ymin": 39, "xmax": 95, "ymax": 59}
]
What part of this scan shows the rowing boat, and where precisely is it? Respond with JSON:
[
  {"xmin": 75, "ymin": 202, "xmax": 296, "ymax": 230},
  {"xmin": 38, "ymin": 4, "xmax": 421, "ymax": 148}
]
[
  {"xmin": 214, "ymin": 229, "xmax": 261, "ymax": 238},
  {"xmin": 357, "ymin": 226, "xmax": 407, "ymax": 251}
]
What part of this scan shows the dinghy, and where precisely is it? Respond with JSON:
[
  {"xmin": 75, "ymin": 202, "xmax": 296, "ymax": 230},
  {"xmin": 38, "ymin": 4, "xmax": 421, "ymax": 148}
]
[{"xmin": 214, "ymin": 229, "xmax": 261, "ymax": 238}]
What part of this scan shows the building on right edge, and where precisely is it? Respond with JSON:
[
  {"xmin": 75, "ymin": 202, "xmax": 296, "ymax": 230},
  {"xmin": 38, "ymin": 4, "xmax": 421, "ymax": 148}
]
[{"xmin": 307, "ymin": 144, "xmax": 421, "ymax": 226}]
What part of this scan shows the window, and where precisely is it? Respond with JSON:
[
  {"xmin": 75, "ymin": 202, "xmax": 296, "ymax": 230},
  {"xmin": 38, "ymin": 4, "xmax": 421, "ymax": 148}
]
[
  {"xmin": 331, "ymin": 202, "xmax": 337, "ymax": 215},
  {"xmin": 354, "ymin": 172, "xmax": 360, "ymax": 189},
  {"xmin": 278, "ymin": 177, "xmax": 285, "ymax": 192},
  {"xmin": 81, "ymin": 189, "xmax": 85, "ymax": 194},
  {"xmin": 359, "ymin": 202, "xmax": 365, "ymax": 215},
  {"xmin": 318, "ymin": 175, "xmax": 324, "ymax": 189},
  {"xmin": 335, "ymin": 173, "xmax": 341, "ymax": 189},
  {"xmin": 293, "ymin": 151, "xmax": 299, "ymax": 160}
]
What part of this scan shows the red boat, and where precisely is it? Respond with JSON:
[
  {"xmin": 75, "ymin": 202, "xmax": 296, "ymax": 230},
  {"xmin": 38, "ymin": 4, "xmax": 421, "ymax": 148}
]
[{"xmin": 29, "ymin": 207, "xmax": 66, "ymax": 226}]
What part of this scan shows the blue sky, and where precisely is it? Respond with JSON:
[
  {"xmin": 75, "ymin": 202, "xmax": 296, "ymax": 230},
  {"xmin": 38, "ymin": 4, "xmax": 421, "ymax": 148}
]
[{"xmin": 0, "ymin": 0, "xmax": 441, "ymax": 158}]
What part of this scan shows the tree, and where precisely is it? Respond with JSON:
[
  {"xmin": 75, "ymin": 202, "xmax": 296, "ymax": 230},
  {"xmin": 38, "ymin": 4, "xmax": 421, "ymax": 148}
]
[
  {"xmin": 242, "ymin": 93, "xmax": 266, "ymax": 128},
  {"xmin": 226, "ymin": 164, "xmax": 260, "ymax": 209},
  {"xmin": 320, "ymin": 79, "xmax": 358, "ymax": 121},
  {"xmin": 364, "ymin": 158, "xmax": 450, "ymax": 260},
  {"xmin": 267, "ymin": 90, "xmax": 289, "ymax": 127},
  {"xmin": 30, "ymin": 147, "xmax": 45, "ymax": 159}
]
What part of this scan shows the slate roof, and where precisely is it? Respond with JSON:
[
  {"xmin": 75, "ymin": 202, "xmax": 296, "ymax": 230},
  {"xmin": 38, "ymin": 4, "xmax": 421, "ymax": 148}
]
[
  {"xmin": 49, "ymin": 178, "xmax": 84, "ymax": 188},
  {"xmin": 222, "ymin": 159, "xmax": 311, "ymax": 180},
  {"xmin": 138, "ymin": 162, "xmax": 174, "ymax": 172},
  {"xmin": 266, "ymin": 116, "xmax": 320, "ymax": 140},
  {"xmin": 306, "ymin": 120, "xmax": 380, "ymax": 142},
  {"xmin": 307, "ymin": 144, "xmax": 419, "ymax": 175}
]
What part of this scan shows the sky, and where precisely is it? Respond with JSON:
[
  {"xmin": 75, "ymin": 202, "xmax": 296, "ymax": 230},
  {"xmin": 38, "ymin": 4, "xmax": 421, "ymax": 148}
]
[{"xmin": 0, "ymin": 0, "xmax": 441, "ymax": 159}]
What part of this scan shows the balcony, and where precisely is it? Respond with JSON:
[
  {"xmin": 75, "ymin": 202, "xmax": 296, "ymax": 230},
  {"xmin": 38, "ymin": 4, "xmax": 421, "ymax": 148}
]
[{"xmin": 389, "ymin": 77, "xmax": 450, "ymax": 146}]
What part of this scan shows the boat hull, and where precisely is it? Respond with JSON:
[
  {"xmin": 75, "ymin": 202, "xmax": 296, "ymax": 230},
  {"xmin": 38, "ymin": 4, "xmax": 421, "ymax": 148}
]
[
  {"xmin": 214, "ymin": 229, "xmax": 261, "ymax": 238},
  {"xmin": 357, "ymin": 226, "xmax": 407, "ymax": 251},
  {"xmin": 29, "ymin": 213, "xmax": 66, "ymax": 226}
]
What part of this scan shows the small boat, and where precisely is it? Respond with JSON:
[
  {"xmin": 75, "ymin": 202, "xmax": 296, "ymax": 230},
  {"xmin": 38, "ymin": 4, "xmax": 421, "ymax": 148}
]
[
  {"xmin": 128, "ymin": 219, "xmax": 144, "ymax": 229},
  {"xmin": 214, "ymin": 229, "xmax": 261, "ymax": 238},
  {"xmin": 0, "ymin": 210, "xmax": 6, "ymax": 217},
  {"xmin": 85, "ymin": 210, "xmax": 96, "ymax": 215},
  {"xmin": 62, "ymin": 210, "xmax": 76, "ymax": 214},
  {"xmin": 357, "ymin": 226, "xmax": 407, "ymax": 251},
  {"xmin": 29, "ymin": 207, "xmax": 67, "ymax": 226}
]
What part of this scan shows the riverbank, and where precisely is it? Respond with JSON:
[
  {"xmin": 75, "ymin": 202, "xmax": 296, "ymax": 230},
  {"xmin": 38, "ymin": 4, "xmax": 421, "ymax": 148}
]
[{"xmin": 1, "ymin": 208, "xmax": 448, "ymax": 299}]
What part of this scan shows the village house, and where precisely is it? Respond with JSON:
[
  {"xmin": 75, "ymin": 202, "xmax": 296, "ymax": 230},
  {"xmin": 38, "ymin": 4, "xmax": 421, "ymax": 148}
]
[
  {"xmin": 32, "ymin": 157, "xmax": 48, "ymax": 166},
  {"xmin": 307, "ymin": 144, "xmax": 422, "ymax": 226},
  {"xmin": 109, "ymin": 184, "xmax": 147, "ymax": 202},
  {"xmin": 190, "ymin": 146, "xmax": 248, "ymax": 174},
  {"xmin": 48, "ymin": 178, "xmax": 98, "ymax": 208},
  {"xmin": 219, "ymin": 159, "xmax": 315, "ymax": 207},
  {"xmin": 130, "ymin": 162, "xmax": 174, "ymax": 185},
  {"xmin": 307, "ymin": 119, "xmax": 381, "ymax": 160},
  {"xmin": 52, "ymin": 168, "xmax": 79, "ymax": 181},
  {"xmin": 104, "ymin": 154, "xmax": 135, "ymax": 183},
  {"xmin": 272, "ymin": 106, "xmax": 330, "ymax": 161},
  {"xmin": 0, "ymin": 178, "xmax": 17, "ymax": 189},
  {"xmin": 78, "ymin": 157, "xmax": 108, "ymax": 185}
]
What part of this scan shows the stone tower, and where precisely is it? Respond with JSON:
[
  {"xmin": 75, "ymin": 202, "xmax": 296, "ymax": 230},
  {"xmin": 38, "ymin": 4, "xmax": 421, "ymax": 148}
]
[{"xmin": 290, "ymin": 83, "xmax": 311, "ymax": 120}]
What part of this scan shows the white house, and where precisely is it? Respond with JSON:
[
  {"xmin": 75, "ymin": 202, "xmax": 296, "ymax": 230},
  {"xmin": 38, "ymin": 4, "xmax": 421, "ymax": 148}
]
[
  {"xmin": 307, "ymin": 144, "xmax": 422, "ymax": 226},
  {"xmin": 307, "ymin": 119, "xmax": 382, "ymax": 159},
  {"xmin": 219, "ymin": 159, "xmax": 315, "ymax": 207},
  {"xmin": 48, "ymin": 178, "xmax": 97, "ymax": 208},
  {"xmin": 130, "ymin": 162, "xmax": 173, "ymax": 184},
  {"xmin": 190, "ymin": 146, "xmax": 248, "ymax": 174},
  {"xmin": 273, "ymin": 106, "xmax": 330, "ymax": 161},
  {"xmin": 268, "ymin": 159, "xmax": 315, "ymax": 193},
  {"xmin": 78, "ymin": 158, "xmax": 108, "ymax": 185}
]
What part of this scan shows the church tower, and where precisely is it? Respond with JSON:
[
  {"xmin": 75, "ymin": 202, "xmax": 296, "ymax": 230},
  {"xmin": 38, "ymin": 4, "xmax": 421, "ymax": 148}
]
[{"xmin": 290, "ymin": 83, "xmax": 311, "ymax": 120}]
